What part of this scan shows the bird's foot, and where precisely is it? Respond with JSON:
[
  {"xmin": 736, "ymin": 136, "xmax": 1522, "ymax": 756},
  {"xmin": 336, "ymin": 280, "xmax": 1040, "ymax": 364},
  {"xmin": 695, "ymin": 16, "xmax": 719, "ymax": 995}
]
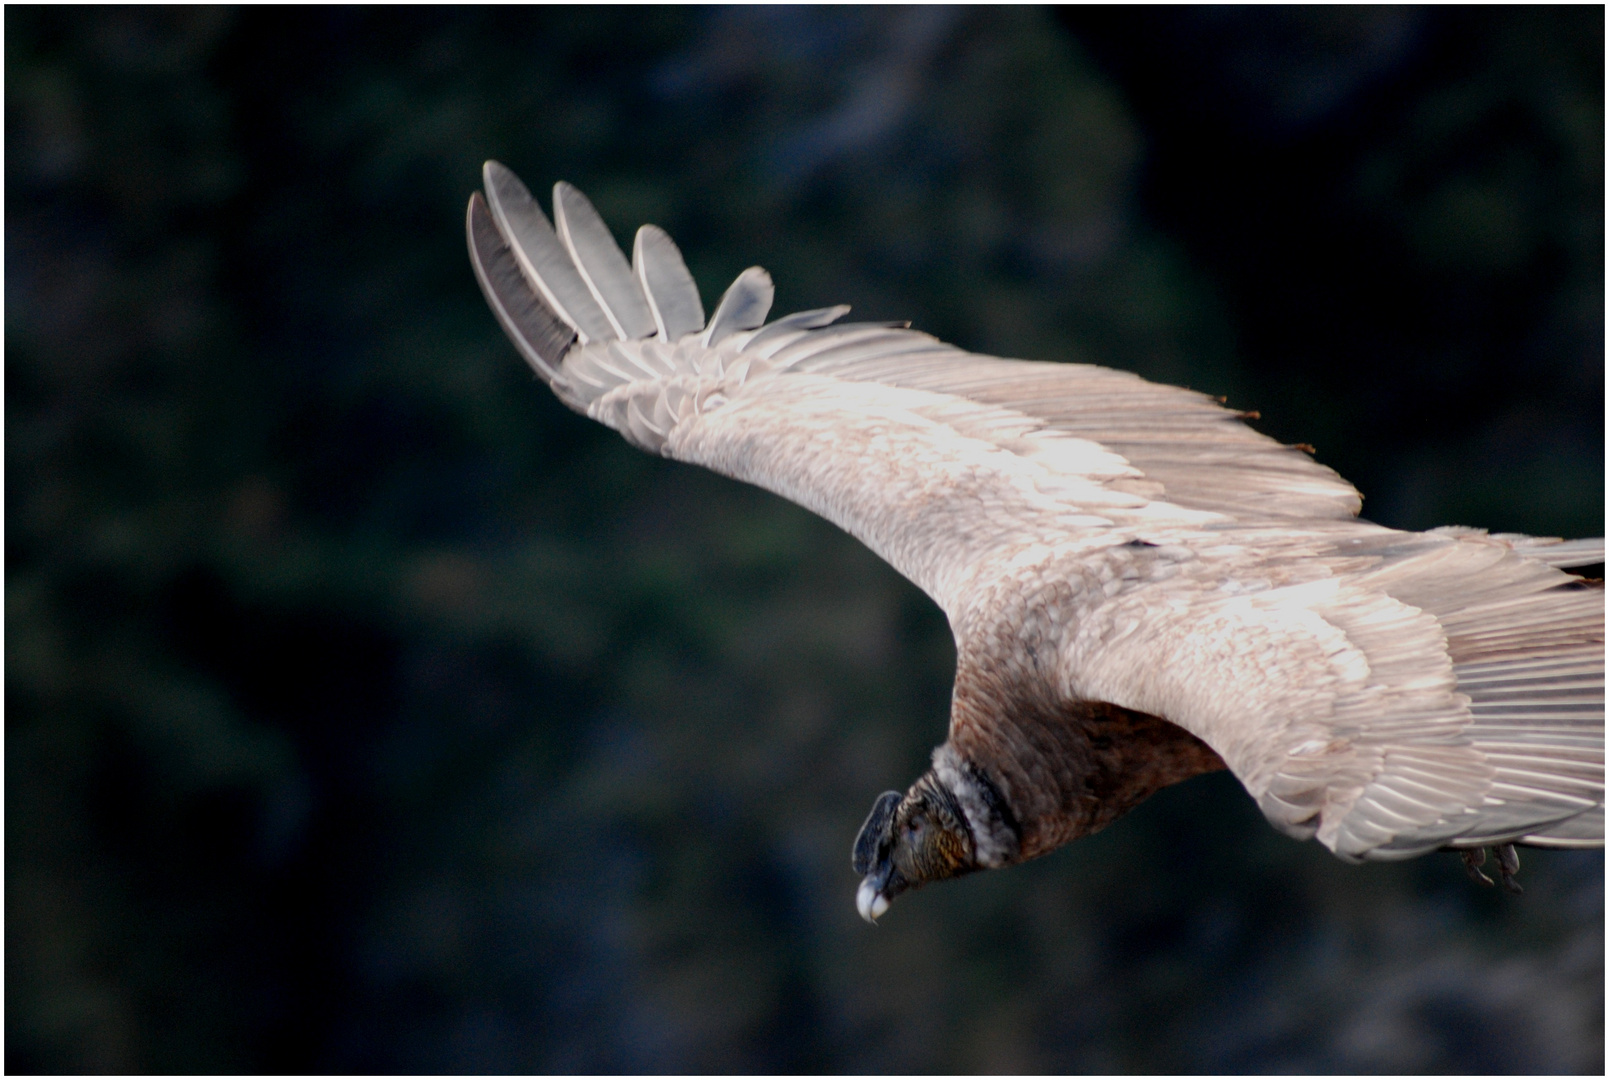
[
  {"xmin": 1460, "ymin": 846, "xmax": 1492, "ymax": 886},
  {"xmin": 1460, "ymin": 844, "xmax": 1522, "ymax": 894}
]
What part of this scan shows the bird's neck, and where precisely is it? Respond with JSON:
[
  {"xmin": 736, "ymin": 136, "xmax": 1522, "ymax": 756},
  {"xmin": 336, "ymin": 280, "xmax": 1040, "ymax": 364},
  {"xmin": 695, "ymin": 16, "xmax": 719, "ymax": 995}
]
[{"xmin": 944, "ymin": 670, "xmax": 1226, "ymax": 864}]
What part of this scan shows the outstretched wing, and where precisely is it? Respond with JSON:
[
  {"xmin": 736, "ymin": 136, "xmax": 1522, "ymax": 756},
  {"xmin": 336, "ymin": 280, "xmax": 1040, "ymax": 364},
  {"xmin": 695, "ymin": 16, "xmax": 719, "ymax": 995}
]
[
  {"xmin": 467, "ymin": 166, "xmax": 1357, "ymax": 589},
  {"xmin": 467, "ymin": 164, "xmax": 1602, "ymax": 861},
  {"xmin": 1056, "ymin": 525, "xmax": 1602, "ymax": 859}
]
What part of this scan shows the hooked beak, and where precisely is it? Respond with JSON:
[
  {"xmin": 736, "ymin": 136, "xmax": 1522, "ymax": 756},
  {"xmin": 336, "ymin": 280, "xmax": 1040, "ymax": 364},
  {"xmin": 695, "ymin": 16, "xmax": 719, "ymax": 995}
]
[
  {"xmin": 855, "ymin": 861, "xmax": 906, "ymax": 924},
  {"xmin": 852, "ymin": 789, "xmax": 906, "ymax": 924},
  {"xmin": 856, "ymin": 877, "xmax": 890, "ymax": 923}
]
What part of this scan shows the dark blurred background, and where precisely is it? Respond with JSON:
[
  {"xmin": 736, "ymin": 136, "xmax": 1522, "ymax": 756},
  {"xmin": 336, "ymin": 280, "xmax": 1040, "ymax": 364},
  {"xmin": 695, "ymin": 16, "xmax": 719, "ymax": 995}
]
[{"xmin": 7, "ymin": 6, "xmax": 1603, "ymax": 1073}]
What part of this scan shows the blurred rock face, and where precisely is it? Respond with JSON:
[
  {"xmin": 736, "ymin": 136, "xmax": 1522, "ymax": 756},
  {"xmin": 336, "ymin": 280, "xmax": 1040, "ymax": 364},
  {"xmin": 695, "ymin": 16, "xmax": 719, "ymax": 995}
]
[{"xmin": 6, "ymin": 7, "xmax": 1602, "ymax": 1073}]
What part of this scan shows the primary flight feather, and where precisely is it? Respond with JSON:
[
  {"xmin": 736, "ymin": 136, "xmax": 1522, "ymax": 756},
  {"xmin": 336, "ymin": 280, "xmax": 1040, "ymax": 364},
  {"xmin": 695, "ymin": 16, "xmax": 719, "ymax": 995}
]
[{"xmin": 467, "ymin": 164, "xmax": 1604, "ymax": 920}]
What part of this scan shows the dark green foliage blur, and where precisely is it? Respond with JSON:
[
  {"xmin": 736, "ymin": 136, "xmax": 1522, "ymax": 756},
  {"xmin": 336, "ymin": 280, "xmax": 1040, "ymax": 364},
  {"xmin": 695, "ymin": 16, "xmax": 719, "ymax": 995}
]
[{"xmin": 6, "ymin": 7, "xmax": 1602, "ymax": 1073}]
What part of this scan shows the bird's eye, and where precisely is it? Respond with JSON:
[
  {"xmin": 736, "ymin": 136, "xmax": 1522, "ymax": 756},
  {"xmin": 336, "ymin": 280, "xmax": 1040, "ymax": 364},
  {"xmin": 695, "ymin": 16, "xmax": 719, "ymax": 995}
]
[{"xmin": 905, "ymin": 819, "xmax": 923, "ymax": 839}]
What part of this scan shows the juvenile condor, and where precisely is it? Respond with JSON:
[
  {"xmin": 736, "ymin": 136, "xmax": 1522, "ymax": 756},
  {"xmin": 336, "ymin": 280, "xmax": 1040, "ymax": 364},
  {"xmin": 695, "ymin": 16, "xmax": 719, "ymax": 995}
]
[{"xmin": 466, "ymin": 164, "xmax": 1604, "ymax": 920}]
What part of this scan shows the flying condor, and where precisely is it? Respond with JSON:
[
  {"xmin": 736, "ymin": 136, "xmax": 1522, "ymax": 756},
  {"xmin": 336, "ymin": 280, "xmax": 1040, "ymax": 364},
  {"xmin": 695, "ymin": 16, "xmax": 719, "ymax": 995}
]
[{"xmin": 466, "ymin": 163, "xmax": 1604, "ymax": 921}]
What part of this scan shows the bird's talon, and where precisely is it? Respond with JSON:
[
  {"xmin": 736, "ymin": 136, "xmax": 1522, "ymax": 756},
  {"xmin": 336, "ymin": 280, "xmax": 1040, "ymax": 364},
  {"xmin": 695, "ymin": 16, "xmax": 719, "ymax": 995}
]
[
  {"xmin": 1495, "ymin": 843, "xmax": 1523, "ymax": 894},
  {"xmin": 1460, "ymin": 845, "xmax": 1523, "ymax": 892},
  {"xmin": 1461, "ymin": 847, "xmax": 1495, "ymax": 887}
]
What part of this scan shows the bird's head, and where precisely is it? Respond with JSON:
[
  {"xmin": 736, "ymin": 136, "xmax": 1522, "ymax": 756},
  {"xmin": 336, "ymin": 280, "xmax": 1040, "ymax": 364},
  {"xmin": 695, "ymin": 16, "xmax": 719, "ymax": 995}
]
[{"xmin": 852, "ymin": 771, "xmax": 978, "ymax": 922}]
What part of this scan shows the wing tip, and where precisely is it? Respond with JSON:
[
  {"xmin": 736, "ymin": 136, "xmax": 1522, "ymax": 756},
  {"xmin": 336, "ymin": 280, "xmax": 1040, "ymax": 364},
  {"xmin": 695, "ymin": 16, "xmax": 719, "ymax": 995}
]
[
  {"xmin": 702, "ymin": 265, "xmax": 775, "ymax": 348},
  {"xmin": 633, "ymin": 222, "xmax": 707, "ymax": 341},
  {"xmin": 551, "ymin": 179, "xmax": 656, "ymax": 341},
  {"xmin": 466, "ymin": 189, "xmax": 579, "ymax": 389}
]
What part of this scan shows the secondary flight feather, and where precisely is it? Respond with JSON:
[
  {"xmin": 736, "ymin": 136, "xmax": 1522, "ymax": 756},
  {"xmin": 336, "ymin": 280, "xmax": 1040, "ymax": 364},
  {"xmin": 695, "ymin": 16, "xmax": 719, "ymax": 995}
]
[{"xmin": 467, "ymin": 163, "xmax": 1604, "ymax": 919}]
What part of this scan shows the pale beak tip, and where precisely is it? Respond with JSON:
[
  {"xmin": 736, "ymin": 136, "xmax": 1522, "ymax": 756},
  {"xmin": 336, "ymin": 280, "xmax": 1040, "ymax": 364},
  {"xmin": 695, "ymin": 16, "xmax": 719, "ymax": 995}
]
[
  {"xmin": 856, "ymin": 878, "xmax": 892, "ymax": 924},
  {"xmin": 855, "ymin": 879, "xmax": 876, "ymax": 923}
]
